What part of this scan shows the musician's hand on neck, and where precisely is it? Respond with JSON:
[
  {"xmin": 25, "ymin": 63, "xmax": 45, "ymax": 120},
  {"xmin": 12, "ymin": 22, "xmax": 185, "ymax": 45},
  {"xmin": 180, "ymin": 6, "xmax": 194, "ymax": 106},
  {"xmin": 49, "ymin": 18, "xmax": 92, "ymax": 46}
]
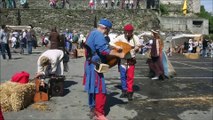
[{"xmin": 134, "ymin": 46, "xmax": 140, "ymax": 53}]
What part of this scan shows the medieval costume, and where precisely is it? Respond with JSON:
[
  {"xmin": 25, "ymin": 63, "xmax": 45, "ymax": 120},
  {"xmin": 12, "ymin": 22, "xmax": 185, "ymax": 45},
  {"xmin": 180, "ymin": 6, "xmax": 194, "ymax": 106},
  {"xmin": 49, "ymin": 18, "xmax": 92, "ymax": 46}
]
[
  {"xmin": 83, "ymin": 19, "xmax": 112, "ymax": 120},
  {"xmin": 83, "ymin": 19, "xmax": 124, "ymax": 120},
  {"xmin": 149, "ymin": 30, "xmax": 165, "ymax": 80},
  {"xmin": 113, "ymin": 24, "xmax": 141, "ymax": 101},
  {"xmin": 49, "ymin": 27, "xmax": 61, "ymax": 49}
]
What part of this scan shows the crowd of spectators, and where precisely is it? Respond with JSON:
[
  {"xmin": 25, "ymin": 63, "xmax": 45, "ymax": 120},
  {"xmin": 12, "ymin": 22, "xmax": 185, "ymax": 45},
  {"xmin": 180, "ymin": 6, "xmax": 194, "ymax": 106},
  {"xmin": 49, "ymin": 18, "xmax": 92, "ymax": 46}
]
[
  {"xmin": 0, "ymin": 0, "xmax": 159, "ymax": 10},
  {"xmin": 175, "ymin": 38, "xmax": 213, "ymax": 58}
]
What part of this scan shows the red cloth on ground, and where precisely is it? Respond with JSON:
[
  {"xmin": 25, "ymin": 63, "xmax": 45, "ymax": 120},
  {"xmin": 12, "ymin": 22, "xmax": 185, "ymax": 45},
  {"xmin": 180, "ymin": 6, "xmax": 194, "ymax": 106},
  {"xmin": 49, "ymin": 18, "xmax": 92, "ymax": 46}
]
[{"xmin": 11, "ymin": 71, "xmax": 30, "ymax": 84}]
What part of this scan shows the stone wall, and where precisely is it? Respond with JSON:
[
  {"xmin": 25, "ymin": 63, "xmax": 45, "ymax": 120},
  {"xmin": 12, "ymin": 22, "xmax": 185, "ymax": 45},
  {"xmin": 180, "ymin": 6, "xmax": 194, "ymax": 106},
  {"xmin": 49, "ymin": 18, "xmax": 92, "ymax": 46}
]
[
  {"xmin": 0, "ymin": 9, "xmax": 160, "ymax": 34},
  {"xmin": 160, "ymin": 16, "xmax": 209, "ymax": 34}
]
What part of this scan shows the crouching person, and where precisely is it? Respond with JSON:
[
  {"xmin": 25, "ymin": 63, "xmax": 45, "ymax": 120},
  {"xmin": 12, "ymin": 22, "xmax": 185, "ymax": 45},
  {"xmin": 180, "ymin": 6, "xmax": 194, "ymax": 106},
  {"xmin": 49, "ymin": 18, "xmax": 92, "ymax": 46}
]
[{"xmin": 35, "ymin": 49, "xmax": 64, "ymax": 80}]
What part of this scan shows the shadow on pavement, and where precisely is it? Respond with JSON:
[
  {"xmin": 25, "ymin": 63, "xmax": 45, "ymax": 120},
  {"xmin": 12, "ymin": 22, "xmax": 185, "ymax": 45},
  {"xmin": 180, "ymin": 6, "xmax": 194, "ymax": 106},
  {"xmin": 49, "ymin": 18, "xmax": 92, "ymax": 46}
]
[
  {"xmin": 105, "ymin": 92, "xmax": 128, "ymax": 116},
  {"xmin": 114, "ymin": 85, "xmax": 141, "ymax": 92},
  {"xmin": 63, "ymin": 80, "xmax": 77, "ymax": 96}
]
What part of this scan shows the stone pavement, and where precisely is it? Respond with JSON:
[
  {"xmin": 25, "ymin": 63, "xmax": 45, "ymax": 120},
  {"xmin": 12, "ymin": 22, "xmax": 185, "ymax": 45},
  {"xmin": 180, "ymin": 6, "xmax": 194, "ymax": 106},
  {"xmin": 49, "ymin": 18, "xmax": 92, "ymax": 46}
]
[{"xmin": 1, "ymin": 47, "xmax": 213, "ymax": 120}]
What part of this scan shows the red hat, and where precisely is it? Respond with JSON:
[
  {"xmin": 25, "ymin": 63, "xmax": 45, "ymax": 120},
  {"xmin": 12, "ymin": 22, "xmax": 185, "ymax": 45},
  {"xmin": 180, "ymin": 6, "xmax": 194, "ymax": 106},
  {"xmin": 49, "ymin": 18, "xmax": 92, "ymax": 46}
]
[{"xmin": 124, "ymin": 24, "xmax": 134, "ymax": 31}]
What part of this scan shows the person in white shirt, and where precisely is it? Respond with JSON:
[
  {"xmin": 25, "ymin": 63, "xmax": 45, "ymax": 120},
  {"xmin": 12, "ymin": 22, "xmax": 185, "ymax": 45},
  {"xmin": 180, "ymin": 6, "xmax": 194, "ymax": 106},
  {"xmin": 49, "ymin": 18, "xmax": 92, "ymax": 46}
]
[
  {"xmin": 22, "ymin": 29, "xmax": 27, "ymax": 38},
  {"xmin": 111, "ymin": 24, "xmax": 141, "ymax": 101},
  {"xmin": 35, "ymin": 49, "xmax": 64, "ymax": 78},
  {"xmin": 188, "ymin": 39, "xmax": 193, "ymax": 53},
  {"xmin": 11, "ymin": 34, "xmax": 17, "ymax": 48},
  {"xmin": 0, "ymin": 25, "xmax": 12, "ymax": 59}
]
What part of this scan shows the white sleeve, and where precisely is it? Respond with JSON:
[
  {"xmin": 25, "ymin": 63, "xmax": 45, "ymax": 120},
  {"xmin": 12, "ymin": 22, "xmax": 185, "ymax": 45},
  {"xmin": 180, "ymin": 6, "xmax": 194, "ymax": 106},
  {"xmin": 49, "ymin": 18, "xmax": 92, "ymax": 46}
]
[
  {"xmin": 134, "ymin": 35, "xmax": 142, "ymax": 47},
  {"xmin": 51, "ymin": 50, "xmax": 64, "ymax": 74},
  {"xmin": 37, "ymin": 59, "xmax": 45, "ymax": 75}
]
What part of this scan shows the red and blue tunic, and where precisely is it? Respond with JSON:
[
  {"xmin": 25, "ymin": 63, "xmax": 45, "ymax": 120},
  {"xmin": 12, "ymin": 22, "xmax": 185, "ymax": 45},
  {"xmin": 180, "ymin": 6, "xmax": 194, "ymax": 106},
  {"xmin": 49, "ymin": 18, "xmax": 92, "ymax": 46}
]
[{"xmin": 83, "ymin": 29, "xmax": 110, "ymax": 94}]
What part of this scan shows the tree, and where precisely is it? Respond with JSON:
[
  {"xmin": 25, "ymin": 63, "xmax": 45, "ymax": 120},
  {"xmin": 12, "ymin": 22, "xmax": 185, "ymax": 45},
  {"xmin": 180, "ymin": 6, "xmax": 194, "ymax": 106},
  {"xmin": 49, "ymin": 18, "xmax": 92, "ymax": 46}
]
[{"xmin": 198, "ymin": 6, "xmax": 213, "ymax": 34}]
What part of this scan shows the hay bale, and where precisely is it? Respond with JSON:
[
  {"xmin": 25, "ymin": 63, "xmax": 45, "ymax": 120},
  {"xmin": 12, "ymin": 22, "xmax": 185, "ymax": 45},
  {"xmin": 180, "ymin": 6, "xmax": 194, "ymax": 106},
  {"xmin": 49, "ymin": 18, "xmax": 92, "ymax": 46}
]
[
  {"xmin": 32, "ymin": 103, "xmax": 51, "ymax": 111},
  {"xmin": 0, "ymin": 81, "xmax": 35, "ymax": 112},
  {"xmin": 0, "ymin": 92, "xmax": 12, "ymax": 112},
  {"xmin": 183, "ymin": 53, "xmax": 200, "ymax": 59}
]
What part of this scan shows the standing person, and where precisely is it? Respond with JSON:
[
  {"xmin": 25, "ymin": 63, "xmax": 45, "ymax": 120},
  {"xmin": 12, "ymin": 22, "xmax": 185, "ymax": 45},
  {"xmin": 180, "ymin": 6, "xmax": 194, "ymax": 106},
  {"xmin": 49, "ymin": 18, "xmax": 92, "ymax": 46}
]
[
  {"xmin": 210, "ymin": 40, "xmax": 213, "ymax": 58},
  {"xmin": 83, "ymin": 19, "xmax": 125, "ymax": 120},
  {"xmin": 89, "ymin": 0, "xmax": 94, "ymax": 12},
  {"xmin": 35, "ymin": 49, "xmax": 64, "ymax": 78},
  {"xmin": 0, "ymin": 25, "xmax": 12, "ymax": 60},
  {"xmin": 116, "ymin": 0, "xmax": 120, "ymax": 7},
  {"xmin": 1, "ymin": 0, "xmax": 6, "ymax": 8},
  {"xmin": 26, "ymin": 28, "xmax": 33, "ymax": 54},
  {"xmin": 20, "ymin": 0, "xmax": 28, "ymax": 8},
  {"xmin": 129, "ymin": 0, "xmax": 133, "ymax": 9},
  {"xmin": 111, "ymin": 0, "xmax": 115, "ymax": 9},
  {"xmin": 188, "ymin": 39, "xmax": 193, "ymax": 53},
  {"xmin": 49, "ymin": 27, "xmax": 61, "ymax": 49},
  {"xmin": 136, "ymin": 0, "xmax": 140, "ymax": 9},
  {"xmin": 104, "ymin": 0, "xmax": 108, "ymax": 9},
  {"xmin": 11, "ymin": 34, "xmax": 17, "ymax": 48},
  {"xmin": 20, "ymin": 29, "xmax": 27, "ymax": 54},
  {"xmin": 49, "ymin": 0, "xmax": 57, "ymax": 8},
  {"xmin": 150, "ymin": 30, "xmax": 164, "ymax": 80},
  {"xmin": 183, "ymin": 41, "xmax": 189, "ymax": 53},
  {"xmin": 72, "ymin": 30, "xmax": 79, "ymax": 49},
  {"xmin": 7, "ymin": 0, "xmax": 16, "ymax": 8},
  {"xmin": 64, "ymin": 28, "xmax": 72, "ymax": 51},
  {"xmin": 112, "ymin": 24, "xmax": 141, "ymax": 101},
  {"xmin": 202, "ymin": 38, "xmax": 208, "ymax": 57},
  {"xmin": 147, "ymin": 0, "xmax": 155, "ymax": 9},
  {"xmin": 125, "ymin": 0, "xmax": 129, "ymax": 9}
]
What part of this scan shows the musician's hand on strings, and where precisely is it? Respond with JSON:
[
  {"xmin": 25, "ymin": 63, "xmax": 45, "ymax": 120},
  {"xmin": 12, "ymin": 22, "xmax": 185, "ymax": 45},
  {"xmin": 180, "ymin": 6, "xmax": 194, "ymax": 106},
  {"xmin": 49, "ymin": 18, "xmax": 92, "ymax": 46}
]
[{"xmin": 116, "ymin": 46, "xmax": 123, "ymax": 53}]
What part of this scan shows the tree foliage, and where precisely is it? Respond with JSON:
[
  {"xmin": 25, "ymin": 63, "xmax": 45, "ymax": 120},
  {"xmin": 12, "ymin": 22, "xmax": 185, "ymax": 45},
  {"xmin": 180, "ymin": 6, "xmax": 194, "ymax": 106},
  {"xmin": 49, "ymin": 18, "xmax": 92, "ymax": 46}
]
[
  {"xmin": 198, "ymin": 6, "xmax": 213, "ymax": 34},
  {"xmin": 160, "ymin": 4, "xmax": 169, "ymax": 15}
]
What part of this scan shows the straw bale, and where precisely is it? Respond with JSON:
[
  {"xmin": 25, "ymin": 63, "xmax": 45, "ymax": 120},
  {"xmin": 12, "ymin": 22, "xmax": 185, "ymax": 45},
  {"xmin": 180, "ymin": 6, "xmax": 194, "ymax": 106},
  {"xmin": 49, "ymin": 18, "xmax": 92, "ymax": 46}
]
[
  {"xmin": 0, "ymin": 92, "xmax": 12, "ymax": 112},
  {"xmin": 183, "ymin": 53, "xmax": 200, "ymax": 59},
  {"xmin": 0, "ymin": 81, "xmax": 35, "ymax": 112},
  {"xmin": 32, "ymin": 103, "xmax": 51, "ymax": 111}
]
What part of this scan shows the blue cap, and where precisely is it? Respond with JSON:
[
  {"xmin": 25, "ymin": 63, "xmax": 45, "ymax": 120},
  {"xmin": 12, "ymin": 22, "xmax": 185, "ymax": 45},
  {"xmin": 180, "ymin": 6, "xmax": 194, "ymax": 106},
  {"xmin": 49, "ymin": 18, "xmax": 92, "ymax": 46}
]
[{"xmin": 99, "ymin": 19, "xmax": 112, "ymax": 29}]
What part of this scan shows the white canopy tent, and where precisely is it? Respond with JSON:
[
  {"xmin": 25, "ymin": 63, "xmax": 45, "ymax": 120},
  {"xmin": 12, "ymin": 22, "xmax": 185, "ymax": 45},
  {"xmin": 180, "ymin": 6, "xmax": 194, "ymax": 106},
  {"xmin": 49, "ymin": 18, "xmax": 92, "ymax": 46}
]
[
  {"xmin": 171, "ymin": 34, "xmax": 202, "ymax": 47},
  {"xmin": 172, "ymin": 34, "xmax": 202, "ymax": 40},
  {"xmin": 6, "ymin": 25, "xmax": 32, "ymax": 31}
]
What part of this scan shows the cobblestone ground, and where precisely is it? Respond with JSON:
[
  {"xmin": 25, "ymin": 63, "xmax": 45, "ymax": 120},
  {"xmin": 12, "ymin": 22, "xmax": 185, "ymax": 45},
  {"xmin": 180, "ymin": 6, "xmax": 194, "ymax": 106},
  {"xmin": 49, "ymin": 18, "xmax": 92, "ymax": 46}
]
[{"xmin": 1, "ymin": 47, "xmax": 213, "ymax": 120}]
